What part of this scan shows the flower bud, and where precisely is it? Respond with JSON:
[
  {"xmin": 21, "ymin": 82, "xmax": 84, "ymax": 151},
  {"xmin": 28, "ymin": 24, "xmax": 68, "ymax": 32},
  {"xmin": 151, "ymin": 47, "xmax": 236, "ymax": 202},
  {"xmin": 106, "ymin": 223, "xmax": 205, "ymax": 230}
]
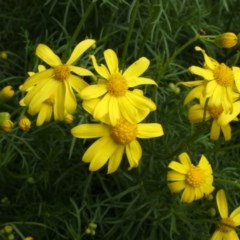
[
  {"xmin": 18, "ymin": 117, "xmax": 31, "ymax": 131},
  {"xmin": 0, "ymin": 86, "xmax": 14, "ymax": 102},
  {"xmin": 4, "ymin": 225, "xmax": 13, "ymax": 234},
  {"xmin": 0, "ymin": 52, "xmax": 7, "ymax": 59},
  {"xmin": 214, "ymin": 32, "xmax": 238, "ymax": 48},
  {"xmin": 24, "ymin": 237, "xmax": 34, "ymax": 240},
  {"xmin": 0, "ymin": 112, "xmax": 13, "ymax": 132}
]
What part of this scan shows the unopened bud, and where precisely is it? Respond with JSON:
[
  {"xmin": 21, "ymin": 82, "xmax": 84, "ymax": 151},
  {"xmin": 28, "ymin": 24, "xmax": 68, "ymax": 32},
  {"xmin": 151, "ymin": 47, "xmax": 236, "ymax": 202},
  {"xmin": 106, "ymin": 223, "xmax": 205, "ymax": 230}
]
[
  {"xmin": 214, "ymin": 32, "xmax": 238, "ymax": 48},
  {"xmin": 0, "ymin": 86, "xmax": 14, "ymax": 101},
  {"xmin": 18, "ymin": 117, "xmax": 31, "ymax": 131}
]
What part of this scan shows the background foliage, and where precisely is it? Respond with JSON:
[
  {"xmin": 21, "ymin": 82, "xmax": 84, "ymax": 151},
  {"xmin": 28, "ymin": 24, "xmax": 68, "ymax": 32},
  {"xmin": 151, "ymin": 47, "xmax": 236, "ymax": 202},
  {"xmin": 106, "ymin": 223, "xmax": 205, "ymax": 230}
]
[{"xmin": 1, "ymin": 0, "xmax": 240, "ymax": 239}]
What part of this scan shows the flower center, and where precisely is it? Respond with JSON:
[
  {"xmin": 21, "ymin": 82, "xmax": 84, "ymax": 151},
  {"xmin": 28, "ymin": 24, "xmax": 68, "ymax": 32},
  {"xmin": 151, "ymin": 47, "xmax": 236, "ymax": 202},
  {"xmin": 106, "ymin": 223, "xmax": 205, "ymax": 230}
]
[
  {"xmin": 186, "ymin": 165, "xmax": 205, "ymax": 188},
  {"xmin": 208, "ymin": 105, "xmax": 223, "ymax": 119},
  {"xmin": 110, "ymin": 118, "xmax": 137, "ymax": 144},
  {"xmin": 219, "ymin": 218, "xmax": 235, "ymax": 232},
  {"xmin": 107, "ymin": 73, "xmax": 128, "ymax": 96},
  {"xmin": 44, "ymin": 94, "xmax": 55, "ymax": 105},
  {"xmin": 214, "ymin": 63, "xmax": 234, "ymax": 87},
  {"xmin": 54, "ymin": 64, "xmax": 70, "ymax": 81}
]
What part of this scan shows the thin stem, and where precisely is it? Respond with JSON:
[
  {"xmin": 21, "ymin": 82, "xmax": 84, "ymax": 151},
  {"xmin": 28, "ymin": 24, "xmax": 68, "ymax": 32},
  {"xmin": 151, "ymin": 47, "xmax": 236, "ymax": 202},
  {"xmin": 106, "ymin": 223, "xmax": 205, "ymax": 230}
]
[
  {"xmin": 215, "ymin": 178, "xmax": 240, "ymax": 189},
  {"xmin": 64, "ymin": 0, "xmax": 97, "ymax": 59},
  {"xmin": 121, "ymin": 0, "xmax": 139, "ymax": 66}
]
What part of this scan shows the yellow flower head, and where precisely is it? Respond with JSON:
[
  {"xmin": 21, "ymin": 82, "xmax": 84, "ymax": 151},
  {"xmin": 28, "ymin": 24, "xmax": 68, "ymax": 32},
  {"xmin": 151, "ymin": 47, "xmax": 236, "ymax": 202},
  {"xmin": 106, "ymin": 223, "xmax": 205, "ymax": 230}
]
[
  {"xmin": 167, "ymin": 152, "xmax": 214, "ymax": 203},
  {"xmin": 20, "ymin": 39, "xmax": 95, "ymax": 121},
  {"xmin": 79, "ymin": 49, "xmax": 157, "ymax": 125},
  {"xmin": 179, "ymin": 46, "xmax": 240, "ymax": 113},
  {"xmin": 71, "ymin": 117, "xmax": 164, "ymax": 174},
  {"xmin": 18, "ymin": 117, "xmax": 31, "ymax": 131},
  {"xmin": 188, "ymin": 95, "xmax": 240, "ymax": 141},
  {"xmin": 214, "ymin": 32, "xmax": 238, "ymax": 48},
  {"xmin": 211, "ymin": 189, "xmax": 240, "ymax": 240}
]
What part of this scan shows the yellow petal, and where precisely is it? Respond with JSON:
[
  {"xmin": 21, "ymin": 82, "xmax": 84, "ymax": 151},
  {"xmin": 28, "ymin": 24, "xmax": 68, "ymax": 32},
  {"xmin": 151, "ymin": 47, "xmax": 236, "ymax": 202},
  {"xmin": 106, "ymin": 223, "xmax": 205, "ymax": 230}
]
[
  {"xmin": 211, "ymin": 230, "xmax": 223, "ymax": 240},
  {"xmin": 232, "ymin": 66, "xmax": 240, "ymax": 92},
  {"xmin": 69, "ymin": 65, "xmax": 93, "ymax": 76},
  {"xmin": 90, "ymin": 54, "xmax": 110, "ymax": 79},
  {"xmin": 68, "ymin": 75, "xmax": 89, "ymax": 94},
  {"xmin": 195, "ymin": 46, "xmax": 219, "ymax": 70},
  {"xmin": 181, "ymin": 186, "xmax": 195, "ymax": 203},
  {"xmin": 64, "ymin": 81, "xmax": 77, "ymax": 114},
  {"xmin": 93, "ymin": 93, "xmax": 112, "ymax": 122},
  {"xmin": 107, "ymin": 145, "xmax": 125, "ymax": 174},
  {"xmin": 221, "ymin": 124, "xmax": 231, "ymax": 141},
  {"xmin": 188, "ymin": 105, "xmax": 205, "ymax": 123},
  {"xmin": 167, "ymin": 171, "xmax": 186, "ymax": 181},
  {"xmin": 218, "ymin": 101, "xmax": 240, "ymax": 125},
  {"xmin": 36, "ymin": 104, "xmax": 52, "ymax": 126},
  {"xmin": 217, "ymin": 189, "xmax": 229, "ymax": 218},
  {"xmin": 167, "ymin": 181, "xmax": 186, "ymax": 193},
  {"xmin": 71, "ymin": 124, "xmax": 109, "ymax": 138},
  {"xmin": 178, "ymin": 80, "xmax": 205, "ymax": 87},
  {"xmin": 117, "ymin": 96, "xmax": 138, "ymax": 123},
  {"xmin": 230, "ymin": 206, "xmax": 240, "ymax": 226},
  {"xmin": 123, "ymin": 57, "xmax": 150, "ymax": 78},
  {"xmin": 126, "ymin": 140, "xmax": 142, "ymax": 169},
  {"xmin": 83, "ymin": 137, "xmax": 118, "ymax": 171},
  {"xmin": 108, "ymin": 96, "xmax": 121, "ymax": 126},
  {"xmin": 36, "ymin": 44, "xmax": 62, "ymax": 67},
  {"xmin": 127, "ymin": 77, "xmax": 157, "ymax": 87},
  {"xmin": 204, "ymin": 80, "xmax": 218, "ymax": 98},
  {"xmin": 103, "ymin": 49, "xmax": 119, "ymax": 74},
  {"xmin": 21, "ymin": 69, "xmax": 54, "ymax": 91},
  {"xmin": 227, "ymin": 231, "xmax": 239, "ymax": 240},
  {"xmin": 79, "ymin": 84, "xmax": 107, "ymax": 100},
  {"xmin": 189, "ymin": 66, "xmax": 214, "ymax": 80},
  {"xmin": 198, "ymin": 155, "xmax": 212, "ymax": 174},
  {"xmin": 168, "ymin": 161, "xmax": 188, "ymax": 174},
  {"xmin": 210, "ymin": 120, "xmax": 220, "ymax": 141},
  {"xmin": 126, "ymin": 91, "xmax": 156, "ymax": 111},
  {"xmin": 137, "ymin": 123, "xmax": 164, "ymax": 138},
  {"xmin": 66, "ymin": 39, "xmax": 96, "ymax": 65},
  {"xmin": 53, "ymin": 83, "xmax": 65, "ymax": 120},
  {"xmin": 178, "ymin": 152, "xmax": 192, "ymax": 168},
  {"xmin": 184, "ymin": 85, "xmax": 205, "ymax": 105}
]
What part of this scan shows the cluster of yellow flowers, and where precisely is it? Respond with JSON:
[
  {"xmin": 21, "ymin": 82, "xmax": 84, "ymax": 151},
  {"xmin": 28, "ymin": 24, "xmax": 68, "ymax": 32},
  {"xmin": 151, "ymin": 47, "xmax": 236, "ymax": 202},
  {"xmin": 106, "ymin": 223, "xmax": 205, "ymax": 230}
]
[
  {"xmin": 1, "ymin": 32, "xmax": 240, "ymax": 239},
  {"xmin": 166, "ymin": 32, "xmax": 240, "ymax": 240},
  {"xmin": 18, "ymin": 39, "xmax": 164, "ymax": 174}
]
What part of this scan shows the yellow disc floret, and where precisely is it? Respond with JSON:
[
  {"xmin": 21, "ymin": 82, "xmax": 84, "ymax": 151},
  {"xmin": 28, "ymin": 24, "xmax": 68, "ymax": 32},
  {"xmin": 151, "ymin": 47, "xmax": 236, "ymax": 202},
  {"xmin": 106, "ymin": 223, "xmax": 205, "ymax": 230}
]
[
  {"xmin": 219, "ymin": 217, "xmax": 235, "ymax": 232},
  {"xmin": 110, "ymin": 118, "xmax": 137, "ymax": 144},
  {"xmin": 186, "ymin": 165, "xmax": 205, "ymax": 188},
  {"xmin": 54, "ymin": 64, "xmax": 70, "ymax": 81},
  {"xmin": 107, "ymin": 73, "xmax": 128, "ymax": 96},
  {"xmin": 208, "ymin": 105, "xmax": 223, "ymax": 119},
  {"xmin": 214, "ymin": 63, "xmax": 234, "ymax": 87}
]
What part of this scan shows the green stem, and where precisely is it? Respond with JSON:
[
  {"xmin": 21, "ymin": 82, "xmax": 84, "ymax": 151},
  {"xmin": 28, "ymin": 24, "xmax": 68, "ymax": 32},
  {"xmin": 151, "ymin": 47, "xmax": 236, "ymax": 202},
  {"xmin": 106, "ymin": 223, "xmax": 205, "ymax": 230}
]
[
  {"xmin": 64, "ymin": 0, "xmax": 97, "ymax": 59},
  {"xmin": 160, "ymin": 35, "xmax": 199, "ymax": 76},
  {"xmin": 121, "ymin": 0, "xmax": 139, "ymax": 66},
  {"xmin": 215, "ymin": 178, "xmax": 240, "ymax": 189}
]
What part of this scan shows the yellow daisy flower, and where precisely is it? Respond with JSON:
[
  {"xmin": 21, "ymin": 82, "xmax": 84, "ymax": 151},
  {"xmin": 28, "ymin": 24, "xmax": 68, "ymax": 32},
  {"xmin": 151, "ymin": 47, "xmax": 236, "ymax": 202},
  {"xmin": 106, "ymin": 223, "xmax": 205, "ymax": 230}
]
[
  {"xmin": 211, "ymin": 189, "xmax": 240, "ymax": 240},
  {"xmin": 79, "ymin": 49, "xmax": 157, "ymax": 125},
  {"xmin": 180, "ymin": 46, "xmax": 240, "ymax": 113},
  {"xmin": 71, "ymin": 117, "xmax": 164, "ymax": 174},
  {"xmin": 20, "ymin": 39, "xmax": 95, "ymax": 120},
  {"xmin": 167, "ymin": 152, "xmax": 214, "ymax": 203},
  {"xmin": 188, "ymin": 95, "xmax": 240, "ymax": 141}
]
